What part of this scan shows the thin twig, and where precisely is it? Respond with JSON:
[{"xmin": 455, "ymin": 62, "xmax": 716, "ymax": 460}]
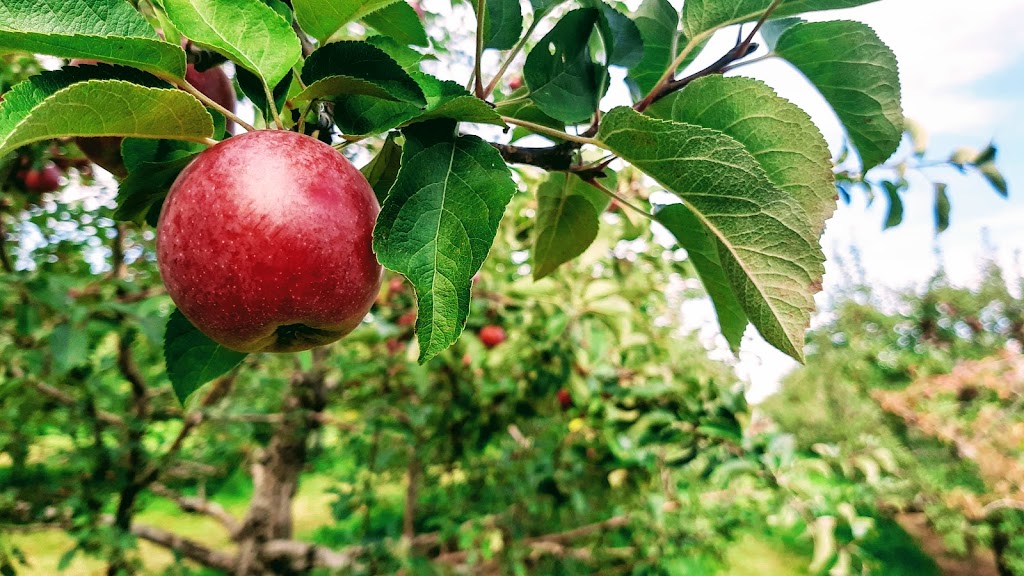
[
  {"xmin": 473, "ymin": 0, "xmax": 487, "ymax": 98},
  {"xmin": 482, "ymin": 16, "xmax": 542, "ymax": 98},
  {"xmin": 177, "ymin": 79, "xmax": 257, "ymax": 132},
  {"xmin": 501, "ymin": 116, "xmax": 602, "ymax": 147},
  {"xmin": 149, "ymin": 483, "xmax": 240, "ymax": 533},
  {"xmin": 263, "ymin": 81, "xmax": 285, "ymax": 129},
  {"xmin": 585, "ymin": 178, "xmax": 654, "ymax": 221}
]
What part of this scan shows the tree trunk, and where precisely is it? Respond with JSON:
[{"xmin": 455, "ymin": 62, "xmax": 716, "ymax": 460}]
[{"xmin": 234, "ymin": 355, "xmax": 327, "ymax": 575}]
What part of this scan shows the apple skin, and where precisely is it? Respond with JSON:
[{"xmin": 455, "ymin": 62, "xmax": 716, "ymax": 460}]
[
  {"xmin": 184, "ymin": 63, "xmax": 236, "ymax": 133},
  {"xmin": 479, "ymin": 325, "xmax": 506, "ymax": 349},
  {"xmin": 156, "ymin": 130, "xmax": 383, "ymax": 353},
  {"xmin": 23, "ymin": 163, "xmax": 62, "ymax": 193},
  {"xmin": 72, "ymin": 61, "xmax": 236, "ymax": 178},
  {"xmin": 508, "ymin": 75, "xmax": 523, "ymax": 91}
]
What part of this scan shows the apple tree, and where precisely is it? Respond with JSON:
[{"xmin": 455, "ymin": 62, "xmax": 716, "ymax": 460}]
[{"xmin": 0, "ymin": 0, "xmax": 999, "ymax": 574}]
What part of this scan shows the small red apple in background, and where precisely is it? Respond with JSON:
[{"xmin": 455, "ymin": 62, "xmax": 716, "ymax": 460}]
[
  {"xmin": 398, "ymin": 312, "xmax": 417, "ymax": 327},
  {"xmin": 157, "ymin": 130, "xmax": 382, "ymax": 353},
  {"xmin": 389, "ymin": 276, "xmax": 406, "ymax": 293},
  {"xmin": 479, "ymin": 325, "xmax": 506, "ymax": 348},
  {"xmin": 22, "ymin": 163, "xmax": 62, "ymax": 193},
  {"xmin": 508, "ymin": 75, "xmax": 523, "ymax": 90},
  {"xmin": 184, "ymin": 63, "xmax": 236, "ymax": 133},
  {"xmin": 71, "ymin": 60, "xmax": 236, "ymax": 178},
  {"xmin": 386, "ymin": 339, "xmax": 404, "ymax": 355},
  {"xmin": 557, "ymin": 389, "xmax": 572, "ymax": 410}
]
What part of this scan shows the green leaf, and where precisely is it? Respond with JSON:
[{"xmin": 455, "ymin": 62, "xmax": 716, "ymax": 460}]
[
  {"xmin": 296, "ymin": 41, "xmax": 426, "ymax": 104},
  {"xmin": 533, "ymin": 173, "xmax": 610, "ymax": 280},
  {"xmin": 759, "ymin": 17, "xmax": 802, "ymax": 50},
  {"xmin": 598, "ymin": 107, "xmax": 823, "ymax": 361},
  {"xmin": 367, "ymin": 35, "xmax": 435, "ymax": 72},
  {"xmin": 115, "ymin": 154, "xmax": 198, "ymax": 226},
  {"xmin": 121, "ymin": 136, "xmax": 207, "ymax": 175},
  {"xmin": 478, "ymin": 0, "xmax": 523, "ymax": 50},
  {"xmin": 681, "ymin": 0, "xmax": 880, "ymax": 39},
  {"xmin": 0, "ymin": 0, "xmax": 186, "ymax": 78},
  {"xmin": 373, "ymin": 121, "xmax": 517, "ymax": 362},
  {"xmin": 627, "ymin": 0, "xmax": 678, "ymax": 97},
  {"xmin": 361, "ymin": 132, "xmax": 403, "ymax": 203},
  {"xmin": 656, "ymin": 204, "xmax": 748, "ymax": 351},
  {"xmin": 0, "ymin": 66, "xmax": 214, "ymax": 158},
  {"xmin": 934, "ymin": 183, "xmax": 950, "ymax": 234},
  {"xmin": 264, "ymin": 0, "xmax": 292, "ymax": 22},
  {"xmin": 56, "ymin": 549, "xmax": 77, "ymax": 572},
  {"xmin": 974, "ymin": 144, "xmax": 997, "ymax": 166},
  {"xmin": 524, "ymin": 8, "xmax": 603, "ymax": 124},
  {"xmin": 236, "ymin": 66, "xmax": 291, "ymax": 124},
  {"xmin": 164, "ymin": 308, "xmax": 247, "ymax": 405},
  {"xmin": 773, "ymin": 20, "xmax": 903, "ymax": 171},
  {"xmin": 293, "ymin": 0, "xmax": 399, "ymax": 42},
  {"xmin": 363, "ymin": 1, "xmax": 429, "ymax": 47},
  {"xmin": 161, "ymin": 0, "xmax": 301, "ymax": 88},
  {"xmin": 588, "ymin": 0, "xmax": 643, "ymax": 68},
  {"xmin": 650, "ymin": 75, "xmax": 835, "ymax": 237},
  {"xmin": 882, "ymin": 181, "xmax": 903, "ymax": 229},
  {"xmin": 498, "ymin": 91, "xmax": 565, "ymax": 142},
  {"xmin": 50, "ymin": 323, "xmax": 88, "ymax": 375},
  {"xmin": 530, "ymin": 0, "xmax": 568, "ymax": 15},
  {"xmin": 978, "ymin": 162, "xmax": 1008, "ymax": 197},
  {"xmin": 332, "ymin": 72, "xmax": 505, "ymax": 137}
]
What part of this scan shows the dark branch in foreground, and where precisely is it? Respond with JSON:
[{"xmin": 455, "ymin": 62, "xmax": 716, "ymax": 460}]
[{"xmin": 493, "ymin": 43, "xmax": 759, "ymax": 176}]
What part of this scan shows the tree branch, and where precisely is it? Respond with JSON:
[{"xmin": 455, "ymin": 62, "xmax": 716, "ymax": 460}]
[
  {"xmin": 131, "ymin": 523, "xmax": 236, "ymax": 572},
  {"xmin": 403, "ymin": 443, "xmax": 421, "ymax": 539},
  {"xmin": 149, "ymin": 483, "xmax": 240, "ymax": 534},
  {"xmin": 635, "ymin": 42, "xmax": 759, "ymax": 112},
  {"xmin": 261, "ymin": 540, "xmax": 364, "ymax": 572},
  {"xmin": 492, "ymin": 36, "xmax": 758, "ymax": 175},
  {"xmin": 136, "ymin": 371, "xmax": 237, "ymax": 487},
  {"xmin": 32, "ymin": 381, "xmax": 125, "ymax": 426}
]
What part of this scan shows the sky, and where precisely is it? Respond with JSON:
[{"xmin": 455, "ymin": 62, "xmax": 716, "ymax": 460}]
[{"xmin": 720, "ymin": 1, "xmax": 1024, "ymax": 400}]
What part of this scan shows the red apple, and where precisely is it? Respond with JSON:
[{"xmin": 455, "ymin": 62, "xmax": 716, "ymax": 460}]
[
  {"xmin": 508, "ymin": 75, "xmax": 523, "ymax": 91},
  {"xmin": 386, "ymin": 338, "xmax": 404, "ymax": 355},
  {"xmin": 71, "ymin": 60, "xmax": 236, "ymax": 178},
  {"xmin": 156, "ymin": 130, "xmax": 382, "ymax": 353},
  {"xmin": 557, "ymin": 388, "xmax": 572, "ymax": 410},
  {"xmin": 184, "ymin": 64, "xmax": 236, "ymax": 133},
  {"xmin": 23, "ymin": 163, "xmax": 62, "ymax": 193},
  {"xmin": 479, "ymin": 325, "xmax": 506, "ymax": 349}
]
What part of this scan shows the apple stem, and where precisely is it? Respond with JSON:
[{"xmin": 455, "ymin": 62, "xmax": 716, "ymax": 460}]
[
  {"xmin": 203, "ymin": 137, "xmax": 220, "ymax": 147},
  {"xmin": 178, "ymin": 79, "xmax": 257, "ymax": 132}
]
